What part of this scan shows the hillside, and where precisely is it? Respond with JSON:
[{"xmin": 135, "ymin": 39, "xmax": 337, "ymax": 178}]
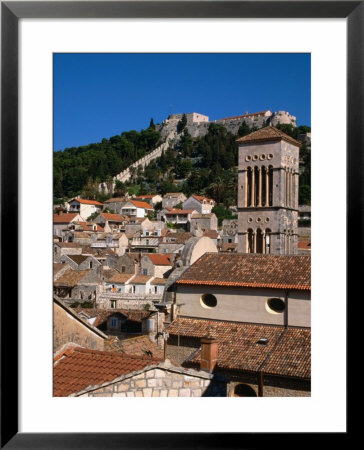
[{"xmin": 53, "ymin": 116, "xmax": 311, "ymax": 208}]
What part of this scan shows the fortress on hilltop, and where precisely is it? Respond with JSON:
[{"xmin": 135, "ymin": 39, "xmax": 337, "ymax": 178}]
[
  {"xmin": 99, "ymin": 109, "xmax": 297, "ymax": 193},
  {"xmin": 157, "ymin": 110, "xmax": 296, "ymax": 138}
]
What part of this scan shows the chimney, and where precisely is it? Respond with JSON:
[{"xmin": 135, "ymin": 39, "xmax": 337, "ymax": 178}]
[{"xmin": 200, "ymin": 337, "xmax": 218, "ymax": 372}]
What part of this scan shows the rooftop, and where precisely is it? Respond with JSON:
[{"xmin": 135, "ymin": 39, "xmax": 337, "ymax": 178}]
[
  {"xmin": 71, "ymin": 198, "xmax": 104, "ymax": 206},
  {"xmin": 53, "ymin": 213, "xmax": 80, "ymax": 223},
  {"xmin": 54, "ymin": 270, "xmax": 90, "ymax": 287},
  {"xmin": 53, "ymin": 346, "xmax": 162, "ymax": 396},
  {"xmin": 145, "ymin": 253, "xmax": 172, "ymax": 266},
  {"xmin": 236, "ymin": 126, "xmax": 301, "ymax": 147},
  {"xmin": 167, "ymin": 317, "xmax": 310, "ymax": 379},
  {"xmin": 176, "ymin": 253, "xmax": 311, "ymax": 290}
]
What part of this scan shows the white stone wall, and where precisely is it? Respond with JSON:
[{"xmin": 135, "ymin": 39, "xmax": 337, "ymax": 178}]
[
  {"xmin": 76, "ymin": 365, "xmax": 225, "ymax": 397},
  {"xmin": 176, "ymin": 285, "xmax": 311, "ymax": 327}
]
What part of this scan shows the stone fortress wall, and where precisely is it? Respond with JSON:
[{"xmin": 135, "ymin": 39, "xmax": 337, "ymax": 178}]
[
  {"xmin": 99, "ymin": 131, "xmax": 177, "ymax": 193},
  {"xmin": 158, "ymin": 110, "xmax": 296, "ymax": 139},
  {"xmin": 99, "ymin": 110, "xmax": 296, "ymax": 193}
]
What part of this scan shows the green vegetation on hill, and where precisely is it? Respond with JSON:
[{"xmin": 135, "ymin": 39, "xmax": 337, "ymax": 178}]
[
  {"xmin": 54, "ymin": 120, "xmax": 311, "ymax": 208},
  {"xmin": 53, "ymin": 126, "xmax": 161, "ymax": 199}
]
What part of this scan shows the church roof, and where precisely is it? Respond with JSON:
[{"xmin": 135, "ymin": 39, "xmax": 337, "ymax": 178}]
[
  {"xmin": 236, "ymin": 126, "xmax": 301, "ymax": 147},
  {"xmin": 176, "ymin": 253, "xmax": 310, "ymax": 291}
]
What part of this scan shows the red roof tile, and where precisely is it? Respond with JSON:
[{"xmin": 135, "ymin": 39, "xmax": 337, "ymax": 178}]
[
  {"xmin": 53, "ymin": 213, "xmax": 80, "ymax": 223},
  {"xmin": 53, "ymin": 346, "xmax": 162, "ymax": 396},
  {"xmin": 167, "ymin": 317, "xmax": 310, "ymax": 379},
  {"xmin": 101, "ymin": 213, "xmax": 125, "ymax": 222},
  {"xmin": 176, "ymin": 253, "xmax": 311, "ymax": 291},
  {"xmin": 192, "ymin": 195, "xmax": 214, "ymax": 204},
  {"xmin": 130, "ymin": 200, "xmax": 153, "ymax": 210},
  {"xmin": 146, "ymin": 254, "xmax": 172, "ymax": 266},
  {"xmin": 54, "ymin": 270, "xmax": 90, "ymax": 287},
  {"xmin": 104, "ymin": 335, "xmax": 164, "ymax": 359},
  {"xmin": 71, "ymin": 198, "xmax": 103, "ymax": 206}
]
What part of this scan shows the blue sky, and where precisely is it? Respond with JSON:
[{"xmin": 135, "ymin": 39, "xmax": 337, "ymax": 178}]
[{"xmin": 53, "ymin": 53, "xmax": 310, "ymax": 151}]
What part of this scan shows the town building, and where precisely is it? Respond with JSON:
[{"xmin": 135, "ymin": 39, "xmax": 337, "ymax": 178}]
[
  {"xmin": 173, "ymin": 252, "xmax": 310, "ymax": 327},
  {"xmin": 183, "ymin": 195, "xmax": 215, "ymax": 215},
  {"xmin": 161, "ymin": 192, "xmax": 187, "ymax": 209},
  {"xmin": 67, "ymin": 198, "xmax": 104, "ymax": 220},
  {"xmin": 53, "ymin": 345, "xmax": 227, "ymax": 397}
]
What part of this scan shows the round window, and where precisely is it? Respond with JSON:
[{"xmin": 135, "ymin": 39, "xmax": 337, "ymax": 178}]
[
  {"xmin": 200, "ymin": 294, "xmax": 217, "ymax": 309},
  {"xmin": 266, "ymin": 298, "xmax": 285, "ymax": 314}
]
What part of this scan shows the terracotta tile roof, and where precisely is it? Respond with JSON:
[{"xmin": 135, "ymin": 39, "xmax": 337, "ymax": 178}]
[
  {"xmin": 53, "ymin": 213, "xmax": 80, "ymax": 223},
  {"xmin": 192, "ymin": 195, "xmax": 214, "ymax": 203},
  {"xmin": 150, "ymin": 278, "xmax": 167, "ymax": 285},
  {"xmin": 53, "ymin": 263, "xmax": 70, "ymax": 276},
  {"xmin": 165, "ymin": 209, "xmax": 194, "ymax": 215},
  {"xmin": 167, "ymin": 317, "xmax": 310, "ymax": 379},
  {"xmin": 54, "ymin": 270, "xmax": 90, "ymax": 287},
  {"xmin": 130, "ymin": 200, "xmax": 153, "ymax": 210},
  {"xmin": 146, "ymin": 254, "xmax": 172, "ymax": 266},
  {"xmin": 71, "ymin": 198, "xmax": 103, "ymax": 206},
  {"xmin": 176, "ymin": 253, "xmax": 311, "ymax": 291},
  {"xmin": 101, "ymin": 213, "xmax": 125, "ymax": 222},
  {"xmin": 131, "ymin": 275, "xmax": 153, "ymax": 284},
  {"xmin": 134, "ymin": 195, "xmax": 157, "ymax": 199},
  {"xmin": 218, "ymin": 110, "xmax": 269, "ymax": 121},
  {"xmin": 53, "ymin": 346, "xmax": 162, "ymax": 396},
  {"xmin": 163, "ymin": 231, "xmax": 192, "ymax": 244},
  {"xmin": 107, "ymin": 273, "xmax": 135, "ymax": 284},
  {"xmin": 202, "ymin": 230, "xmax": 219, "ymax": 239},
  {"xmin": 236, "ymin": 126, "xmax": 301, "ymax": 147},
  {"xmin": 261, "ymin": 327, "xmax": 311, "ymax": 379},
  {"xmin": 67, "ymin": 254, "xmax": 89, "ymax": 265},
  {"xmin": 104, "ymin": 335, "xmax": 164, "ymax": 359}
]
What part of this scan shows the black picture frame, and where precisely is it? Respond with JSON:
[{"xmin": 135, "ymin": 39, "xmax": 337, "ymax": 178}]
[{"xmin": 1, "ymin": 1, "xmax": 355, "ymax": 448}]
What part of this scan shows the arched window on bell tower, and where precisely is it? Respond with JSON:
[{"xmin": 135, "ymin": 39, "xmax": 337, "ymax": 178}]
[
  {"xmin": 256, "ymin": 229, "xmax": 264, "ymax": 254},
  {"xmin": 247, "ymin": 229, "xmax": 254, "ymax": 253}
]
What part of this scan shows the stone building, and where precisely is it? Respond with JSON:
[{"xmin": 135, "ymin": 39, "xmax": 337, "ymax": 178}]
[
  {"xmin": 53, "ymin": 297, "xmax": 107, "ymax": 353},
  {"xmin": 236, "ymin": 126, "xmax": 301, "ymax": 254},
  {"xmin": 53, "ymin": 345, "xmax": 227, "ymax": 397},
  {"xmin": 183, "ymin": 195, "xmax": 215, "ymax": 215},
  {"xmin": 67, "ymin": 198, "xmax": 104, "ymax": 220},
  {"xmin": 53, "ymin": 212, "xmax": 82, "ymax": 237},
  {"xmin": 190, "ymin": 213, "xmax": 218, "ymax": 231},
  {"xmin": 173, "ymin": 252, "xmax": 311, "ymax": 328},
  {"xmin": 60, "ymin": 254, "xmax": 101, "ymax": 271},
  {"xmin": 140, "ymin": 253, "xmax": 173, "ymax": 278},
  {"xmin": 162, "ymin": 192, "xmax": 187, "ymax": 209}
]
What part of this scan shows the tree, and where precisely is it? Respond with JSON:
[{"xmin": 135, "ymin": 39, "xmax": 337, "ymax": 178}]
[
  {"xmin": 177, "ymin": 114, "xmax": 187, "ymax": 133},
  {"xmin": 149, "ymin": 118, "xmax": 156, "ymax": 129},
  {"xmin": 114, "ymin": 180, "xmax": 127, "ymax": 197},
  {"xmin": 237, "ymin": 121, "xmax": 250, "ymax": 137}
]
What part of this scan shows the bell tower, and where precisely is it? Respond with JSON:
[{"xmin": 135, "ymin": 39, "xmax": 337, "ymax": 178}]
[{"xmin": 236, "ymin": 127, "xmax": 301, "ymax": 255}]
